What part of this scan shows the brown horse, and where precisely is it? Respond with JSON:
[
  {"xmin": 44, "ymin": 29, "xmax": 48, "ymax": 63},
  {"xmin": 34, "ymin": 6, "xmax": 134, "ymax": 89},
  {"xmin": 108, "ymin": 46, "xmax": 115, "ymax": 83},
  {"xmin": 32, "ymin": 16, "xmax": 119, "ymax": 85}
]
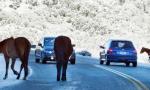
[
  {"xmin": 140, "ymin": 47, "xmax": 150, "ymax": 60},
  {"xmin": 54, "ymin": 36, "xmax": 73, "ymax": 81},
  {"xmin": 0, "ymin": 37, "xmax": 31, "ymax": 80}
]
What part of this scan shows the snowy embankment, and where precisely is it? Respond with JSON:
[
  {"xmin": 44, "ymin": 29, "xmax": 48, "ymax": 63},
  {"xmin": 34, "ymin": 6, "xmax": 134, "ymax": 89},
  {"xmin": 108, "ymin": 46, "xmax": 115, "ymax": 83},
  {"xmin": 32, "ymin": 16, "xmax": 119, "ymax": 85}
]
[{"xmin": 0, "ymin": 0, "xmax": 150, "ymax": 63}]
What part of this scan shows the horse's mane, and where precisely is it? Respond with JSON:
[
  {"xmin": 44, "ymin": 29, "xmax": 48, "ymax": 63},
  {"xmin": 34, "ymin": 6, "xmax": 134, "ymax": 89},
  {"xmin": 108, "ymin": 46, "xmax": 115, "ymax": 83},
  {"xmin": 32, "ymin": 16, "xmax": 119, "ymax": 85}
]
[
  {"xmin": 142, "ymin": 47, "xmax": 150, "ymax": 50},
  {"xmin": 141, "ymin": 47, "xmax": 150, "ymax": 55}
]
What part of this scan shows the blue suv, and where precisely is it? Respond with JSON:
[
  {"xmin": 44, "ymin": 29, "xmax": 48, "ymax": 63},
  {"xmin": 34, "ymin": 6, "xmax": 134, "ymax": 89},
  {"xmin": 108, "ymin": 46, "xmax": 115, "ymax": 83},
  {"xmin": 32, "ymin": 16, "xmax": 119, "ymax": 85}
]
[
  {"xmin": 35, "ymin": 37, "xmax": 56, "ymax": 63},
  {"xmin": 99, "ymin": 40, "xmax": 137, "ymax": 67}
]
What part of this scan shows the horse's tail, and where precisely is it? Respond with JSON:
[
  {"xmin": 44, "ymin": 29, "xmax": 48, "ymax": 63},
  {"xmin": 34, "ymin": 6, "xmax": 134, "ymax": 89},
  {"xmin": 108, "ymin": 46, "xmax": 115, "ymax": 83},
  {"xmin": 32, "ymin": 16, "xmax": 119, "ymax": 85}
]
[
  {"xmin": 25, "ymin": 38, "xmax": 31, "ymax": 66},
  {"xmin": 15, "ymin": 37, "xmax": 31, "ymax": 62}
]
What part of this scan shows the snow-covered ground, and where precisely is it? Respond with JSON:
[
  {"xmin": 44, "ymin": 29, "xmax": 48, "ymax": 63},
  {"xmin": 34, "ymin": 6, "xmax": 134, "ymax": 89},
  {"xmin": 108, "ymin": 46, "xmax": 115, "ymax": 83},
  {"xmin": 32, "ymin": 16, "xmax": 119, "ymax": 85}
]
[{"xmin": 0, "ymin": 0, "xmax": 150, "ymax": 63}]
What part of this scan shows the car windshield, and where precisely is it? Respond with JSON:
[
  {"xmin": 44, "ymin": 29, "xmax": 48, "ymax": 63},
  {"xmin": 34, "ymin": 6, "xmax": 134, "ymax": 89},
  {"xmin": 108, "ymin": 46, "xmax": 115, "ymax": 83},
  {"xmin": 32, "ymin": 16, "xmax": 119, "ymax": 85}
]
[
  {"xmin": 44, "ymin": 38, "xmax": 55, "ymax": 46},
  {"xmin": 110, "ymin": 41, "xmax": 134, "ymax": 49}
]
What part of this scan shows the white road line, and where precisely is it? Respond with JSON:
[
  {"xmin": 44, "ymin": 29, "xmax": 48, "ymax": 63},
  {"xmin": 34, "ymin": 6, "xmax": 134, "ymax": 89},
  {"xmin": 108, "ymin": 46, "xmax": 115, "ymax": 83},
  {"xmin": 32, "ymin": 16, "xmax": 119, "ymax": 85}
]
[
  {"xmin": 94, "ymin": 65, "xmax": 149, "ymax": 90},
  {"xmin": 28, "ymin": 66, "xmax": 33, "ymax": 78}
]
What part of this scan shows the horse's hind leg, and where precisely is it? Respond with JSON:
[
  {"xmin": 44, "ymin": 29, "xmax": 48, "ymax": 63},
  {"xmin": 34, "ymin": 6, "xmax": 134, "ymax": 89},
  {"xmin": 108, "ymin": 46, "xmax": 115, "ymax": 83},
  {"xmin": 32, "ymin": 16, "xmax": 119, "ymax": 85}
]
[
  {"xmin": 3, "ymin": 55, "xmax": 10, "ymax": 80},
  {"xmin": 23, "ymin": 62, "xmax": 28, "ymax": 80},
  {"xmin": 22, "ymin": 53, "xmax": 29, "ymax": 80},
  {"xmin": 11, "ymin": 58, "xmax": 18, "ymax": 75},
  {"xmin": 56, "ymin": 61, "xmax": 62, "ymax": 81},
  {"xmin": 16, "ymin": 63, "xmax": 23, "ymax": 79},
  {"xmin": 62, "ymin": 61, "xmax": 68, "ymax": 81},
  {"xmin": 18, "ymin": 57, "xmax": 28, "ymax": 80}
]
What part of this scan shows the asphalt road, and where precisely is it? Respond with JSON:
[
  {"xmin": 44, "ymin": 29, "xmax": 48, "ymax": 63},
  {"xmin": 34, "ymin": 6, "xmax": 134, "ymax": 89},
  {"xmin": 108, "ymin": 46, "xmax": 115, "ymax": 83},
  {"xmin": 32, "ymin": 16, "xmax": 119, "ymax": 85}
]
[{"xmin": 0, "ymin": 53, "xmax": 150, "ymax": 90}]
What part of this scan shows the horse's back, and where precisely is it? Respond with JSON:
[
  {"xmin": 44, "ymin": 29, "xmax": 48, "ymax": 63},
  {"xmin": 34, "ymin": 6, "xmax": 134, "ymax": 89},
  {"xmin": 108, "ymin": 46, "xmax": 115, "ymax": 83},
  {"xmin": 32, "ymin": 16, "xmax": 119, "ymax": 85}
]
[
  {"xmin": 54, "ymin": 36, "xmax": 73, "ymax": 61},
  {"xmin": 55, "ymin": 36, "xmax": 71, "ymax": 49}
]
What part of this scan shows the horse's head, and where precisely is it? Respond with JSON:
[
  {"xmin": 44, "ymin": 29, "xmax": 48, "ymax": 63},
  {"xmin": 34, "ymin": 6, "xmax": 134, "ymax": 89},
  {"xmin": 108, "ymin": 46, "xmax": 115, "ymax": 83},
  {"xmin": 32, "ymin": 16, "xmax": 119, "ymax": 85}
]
[{"xmin": 140, "ymin": 47, "xmax": 146, "ymax": 54}]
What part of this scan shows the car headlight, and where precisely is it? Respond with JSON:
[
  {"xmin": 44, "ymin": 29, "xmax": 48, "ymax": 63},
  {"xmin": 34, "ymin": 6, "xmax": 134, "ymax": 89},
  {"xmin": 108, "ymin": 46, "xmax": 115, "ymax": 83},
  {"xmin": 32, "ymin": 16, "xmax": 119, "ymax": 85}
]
[{"xmin": 44, "ymin": 51, "xmax": 53, "ymax": 54}]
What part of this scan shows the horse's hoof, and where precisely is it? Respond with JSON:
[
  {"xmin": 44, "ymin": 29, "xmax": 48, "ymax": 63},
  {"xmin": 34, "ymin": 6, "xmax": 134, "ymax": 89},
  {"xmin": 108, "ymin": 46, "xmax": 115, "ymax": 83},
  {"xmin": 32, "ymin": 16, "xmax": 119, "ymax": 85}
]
[
  {"xmin": 57, "ymin": 79, "xmax": 60, "ymax": 81},
  {"xmin": 14, "ymin": 71, "xmax": 19, "ymax": 75},
  {"xmin": 61, "ymin": 77, "xmax": 66, "ymax": 81},
  {"xmin": 16, "ymin": 76, "xmax": 20, "ymax": 80},
  {"xmin": 3, "ymin": 76, "xmax": 7, "ymax": 80},
  {"xmin": 57, "ymin": 78, "xmax": 60, "ymax": 81},
  {"xmin": 3, "ymin": 77, "xmax": 7, "ymax": 80},
  {"xmin": 23, "ymin": 78, "xmax": 26, "ymax": 80},
  {"xmin": 62, "ymin": 79, "xmax": 66, "ymax": 81}
]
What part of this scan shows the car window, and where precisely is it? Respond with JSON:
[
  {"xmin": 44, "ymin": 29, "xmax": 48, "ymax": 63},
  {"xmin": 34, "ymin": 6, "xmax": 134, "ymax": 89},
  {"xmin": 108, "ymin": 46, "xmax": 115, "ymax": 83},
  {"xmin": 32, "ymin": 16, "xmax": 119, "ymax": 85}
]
[
  {"xmin": 110, "ymin": 41, "xmax": 134, "ymax": 49},
  {"xmin": 44, "ymin": 38, "xmax": 55, "ymax": 46}
]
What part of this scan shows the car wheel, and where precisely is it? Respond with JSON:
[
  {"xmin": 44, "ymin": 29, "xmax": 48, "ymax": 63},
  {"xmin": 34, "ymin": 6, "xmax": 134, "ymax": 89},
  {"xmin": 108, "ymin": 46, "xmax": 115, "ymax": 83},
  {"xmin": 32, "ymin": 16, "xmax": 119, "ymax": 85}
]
[
  {"xmin": 106, "ymin": 61, "xmax": 110, "ymax": 65},
  {"xmin": 70, "ymin": 59, "xmax": 76, "ymax": 64},
  {"xmin": 35, "ymin": 59, "xmax": 40, "ymax": 63},
  {"xmin": 132, "ymin": 62, "xmax": 137, "ymax": 67},
  {"xmin": 42, "ymin": 59, "xmax": 47, "ymax": 64},
  {"xmin": 126, "ymin": 62, "xmax": 130, "ymax": 67},
  {"xmin": 100, "ymin": 60, "xmax": 104, "ymax": 65}
]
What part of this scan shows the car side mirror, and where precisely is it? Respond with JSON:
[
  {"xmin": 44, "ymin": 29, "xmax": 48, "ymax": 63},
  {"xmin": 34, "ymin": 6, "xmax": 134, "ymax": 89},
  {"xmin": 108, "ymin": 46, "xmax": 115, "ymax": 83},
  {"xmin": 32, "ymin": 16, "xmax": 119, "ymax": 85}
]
[
  {"xmin": 72, "ymin": 44, "xmax": 75, "ymax": 47},
  {"xmin": 38, "ymin": 43, "xmax": 43, "ymax": 48},
  {"xmin": 100, "ymin": 45, "xmax": 105, "ymax": 49},
  {"xmin": 31, "ymin": 45, "xmax": 36, "ymax": 48}
]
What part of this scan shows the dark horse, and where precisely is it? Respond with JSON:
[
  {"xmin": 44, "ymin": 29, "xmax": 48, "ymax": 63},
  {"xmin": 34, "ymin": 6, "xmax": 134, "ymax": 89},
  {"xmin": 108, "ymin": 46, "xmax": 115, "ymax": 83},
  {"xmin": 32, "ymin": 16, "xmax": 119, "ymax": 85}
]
[
  {"xmin": 140, "ymin": 47, "xmax": 150, "ymax": 60},
  {"xmin": 54, "ymin": 36, "xmax": 73, "ymax": 81},
  {"xmin": 0, "ymin": 37, "xmax": 31, "ymax": 80}
]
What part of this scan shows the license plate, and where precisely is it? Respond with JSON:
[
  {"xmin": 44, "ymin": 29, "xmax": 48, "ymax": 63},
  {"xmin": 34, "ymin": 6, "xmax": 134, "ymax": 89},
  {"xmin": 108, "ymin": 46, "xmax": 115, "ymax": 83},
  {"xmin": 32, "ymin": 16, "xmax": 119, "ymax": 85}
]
[{"xmin": 117, "ymin": 52, "xmax": 127, "ymax": 55}]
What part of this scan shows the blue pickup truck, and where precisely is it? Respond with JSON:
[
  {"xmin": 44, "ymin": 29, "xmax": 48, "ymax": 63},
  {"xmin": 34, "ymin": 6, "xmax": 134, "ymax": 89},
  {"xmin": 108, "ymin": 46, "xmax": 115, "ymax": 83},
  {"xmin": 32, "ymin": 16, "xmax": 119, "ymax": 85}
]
[{"xmin": 35, "ymin": 37, "xmax": 76, "ymax": 64}]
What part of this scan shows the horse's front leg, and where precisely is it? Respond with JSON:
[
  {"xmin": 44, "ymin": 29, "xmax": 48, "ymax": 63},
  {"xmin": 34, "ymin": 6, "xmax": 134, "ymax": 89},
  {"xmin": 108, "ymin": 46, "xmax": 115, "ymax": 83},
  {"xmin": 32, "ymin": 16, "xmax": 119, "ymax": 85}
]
[
  {"xmin": 3, "ymin": 56, "xmax": 9, "ymax": 80},
  {"xmin": 16, "ymin": 64, "xmax": 23, "ymax": 80},
  {"xmin": 11, "ymin": 58, "xmax": 18, "ymax": 75}
]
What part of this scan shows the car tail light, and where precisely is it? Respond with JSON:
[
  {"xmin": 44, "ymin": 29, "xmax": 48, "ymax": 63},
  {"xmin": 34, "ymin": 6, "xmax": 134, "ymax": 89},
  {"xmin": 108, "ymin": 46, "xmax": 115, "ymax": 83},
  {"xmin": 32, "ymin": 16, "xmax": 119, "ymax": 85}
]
[{"xmin": 108, "ymin": 48, "xmax": 113, "ymax": 54}]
